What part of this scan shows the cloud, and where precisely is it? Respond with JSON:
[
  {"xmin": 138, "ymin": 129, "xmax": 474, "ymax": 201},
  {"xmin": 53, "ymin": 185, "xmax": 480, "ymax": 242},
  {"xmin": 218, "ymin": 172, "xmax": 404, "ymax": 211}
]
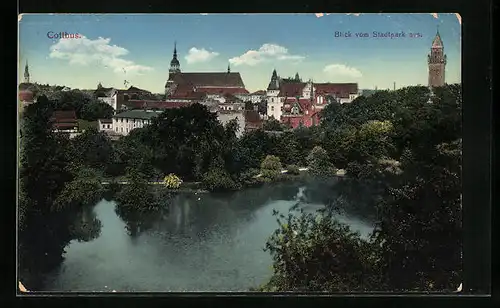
[
  {"xmin": 323, "ymin": 64, "xmax": 362, "ymax": 78},
  {"xmin": 229, "ymin": 43, "xmax": 304, "ymax": 66},
  {"xmin": 184, "ymin": 47, "xmax": 219, "ymax": 64},
  {"xmin": 49, "ymin": 35, "xmax": 153, "ymax": 75}
]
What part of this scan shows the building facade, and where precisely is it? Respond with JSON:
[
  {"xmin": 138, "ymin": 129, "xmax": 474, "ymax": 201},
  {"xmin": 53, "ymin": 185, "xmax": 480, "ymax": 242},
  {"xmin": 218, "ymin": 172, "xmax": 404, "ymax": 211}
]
[
  {"xmin": 112, "ymin": 110, "xmax": 162, "ymax": 136},
  {"xmin": 98, "ymin": 118, "xmax": 113, "ymax": 132},
  {"xmin": 428, "ymin": 29, "xmax": 447, "ymax": 88},
  {"xmin": 264, "ymin": 69, "xmax": 359, "ymax": 124}
]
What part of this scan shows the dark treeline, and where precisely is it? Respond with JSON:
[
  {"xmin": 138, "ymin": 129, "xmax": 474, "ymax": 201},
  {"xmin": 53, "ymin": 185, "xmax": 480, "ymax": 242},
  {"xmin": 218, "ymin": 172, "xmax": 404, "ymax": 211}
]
[{"xmin": 18, "ymin": 84, "xmax": 461, "ymax": 292}]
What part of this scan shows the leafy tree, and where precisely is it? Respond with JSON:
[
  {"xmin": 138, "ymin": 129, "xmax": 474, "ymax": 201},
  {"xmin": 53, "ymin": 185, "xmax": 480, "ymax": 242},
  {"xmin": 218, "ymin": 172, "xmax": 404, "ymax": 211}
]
[
  {"xmin": 20, "ymin": 95, "xmax": 73, "ymax": 210},
  {"xmin": 372, "ymin": 140, "xmax": 462, "ymax": 291},
  {"xmin": 234, "ymin": 129, "xmax": 275, "ymax": 173},
  {"xmin": 306, "ymin": 146, "xmax": 336, "ymax": 177},
  {"xmin": 79, "ymin": 101, "xmax": 114, "ymax": 121},
  {"xmin": 115, "ymin": 168, "xmax": 161, "ymax": 213},
  {"xmin": 52, "ymin": 167, "xmax": 105, "ymax": 211},
  {"xmin": 260, "ymin": 155, "xmax": 282, "ymax": 182},
  {"xmin": 69, "ymin": 127, "xmax": 114, "ymax": 170},
  {"xmin": 260, "ymin": 206, "xmax": 381, "ymax": 292},
  {"xmin": 263, "ymin": 118, "xmax": 284, "ymax": 131},
  {"xmin": 271, "ymin": 132, "xmax": 301, "ymax": 166},
  {"xmin": 202, "ymin": 168, "xmax": 240, "ymax": 192}
]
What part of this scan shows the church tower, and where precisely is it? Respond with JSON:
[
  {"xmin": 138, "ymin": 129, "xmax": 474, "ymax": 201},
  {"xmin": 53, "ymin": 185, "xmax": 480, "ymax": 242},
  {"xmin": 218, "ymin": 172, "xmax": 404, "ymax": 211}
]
[
  {"xmin": 428, "ymin": 28, "xmax": 447, "ymax": 88},
  {"xmin": 24, "ymin": 60, "xmax": 30, "ymax": 83},
  {"xmin": 165, "ymin": 42, "xmax": 181, "ymax": 97}
]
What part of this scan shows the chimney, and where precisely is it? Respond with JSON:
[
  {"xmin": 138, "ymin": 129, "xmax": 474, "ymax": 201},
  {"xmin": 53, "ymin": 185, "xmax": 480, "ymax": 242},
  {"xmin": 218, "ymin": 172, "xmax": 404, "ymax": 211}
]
[{"xmin": 393, "ymin": 82, "xmax": 396, "ymax": 91}]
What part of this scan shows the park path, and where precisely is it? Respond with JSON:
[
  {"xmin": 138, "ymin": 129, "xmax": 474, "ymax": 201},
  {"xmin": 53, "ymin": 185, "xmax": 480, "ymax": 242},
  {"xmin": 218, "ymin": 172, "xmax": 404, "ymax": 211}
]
[{"xmin": 101, "ymin": 168, "xmax": 345, "ymax": 185}]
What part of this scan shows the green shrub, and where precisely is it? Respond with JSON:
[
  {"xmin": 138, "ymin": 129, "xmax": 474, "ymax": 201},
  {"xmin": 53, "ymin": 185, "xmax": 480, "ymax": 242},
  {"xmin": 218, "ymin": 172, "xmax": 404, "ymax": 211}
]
[
  {"xmin": 260, "ymin": 155, "xmax": 282, "ymax": 181},
  {"xmin": 202, "ymin": 168, "xmax": 240, "ymax": 192},
  {"xmin": 287, "ymin": 164, "xmax": 300, "ymax": 175},
  {"xmin": 163, "ymin": 173, "xmax": 182, "ymax": 189}
]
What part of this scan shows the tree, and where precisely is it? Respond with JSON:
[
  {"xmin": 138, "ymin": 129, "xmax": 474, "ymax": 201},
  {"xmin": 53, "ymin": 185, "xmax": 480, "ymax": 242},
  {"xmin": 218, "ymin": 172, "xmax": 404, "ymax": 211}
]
[
  {"xmin": 115, "ymin": 168, "xmax": 161, "ymax": 213},
  {"xmin": 20, "ymin": 95, "xmax": 73, "ymax": 210},
  {"xmin": 259, "ymin": 207, "xmax": 380, "ymax": 292},
  {"xmin": 263, "ymin": 118, "xmax": 284, "ymax": 131},
  {"xmin": 202, "ymin": 168, "xmax": 240, "ymax": 192},
  {"xmin": 79, "ymin": 101, "xmax": 114, "ymax": 120},
  {"xmin": 52, "ymin": 167, "xmax": 105, "ymax": 212},
  {"xmin": 373, "ymin": 139, "xmax": 461, "ymax": 291},
  {"xmin": 306, "ymin": 146, "xmax": 336, "ymax": 177},
  {"xmin": 260, "ymin": 155, "xmax": 282, "ymax": 182},
  {"xmin": 69, "ymin": 127, "xmax": 114, "ymax": 170}
]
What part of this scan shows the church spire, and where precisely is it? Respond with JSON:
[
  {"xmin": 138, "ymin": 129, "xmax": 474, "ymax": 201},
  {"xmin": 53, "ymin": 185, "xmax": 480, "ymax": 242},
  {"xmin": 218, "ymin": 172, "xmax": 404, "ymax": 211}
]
[
  {"xmin": 24, "ymin": 60, "xmax": 30, "ymax": 83},
  {"xmin": 227, "ymin": 63, "xmax": 231, "ymax": 73},
  {"xmin": 169, "ymin": 41, "xmax": 180, "ymax": 75},
  {"xmin": 432, "ymin": 26, "xmax": 444, "ymax": 48}
]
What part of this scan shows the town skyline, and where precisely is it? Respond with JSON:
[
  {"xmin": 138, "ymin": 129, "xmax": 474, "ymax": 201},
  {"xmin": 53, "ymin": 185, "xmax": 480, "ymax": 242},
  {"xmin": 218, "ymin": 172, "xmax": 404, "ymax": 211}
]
[{"xmin": 19, "ymin": 13, "xmax": 461, "ymax": 93}]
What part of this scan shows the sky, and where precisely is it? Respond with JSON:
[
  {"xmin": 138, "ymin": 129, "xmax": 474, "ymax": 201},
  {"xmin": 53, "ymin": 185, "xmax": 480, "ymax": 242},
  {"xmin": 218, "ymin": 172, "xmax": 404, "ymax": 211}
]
[{"xmin": 18, "ymin": 13, "xmax": 461, "ymax": 93}]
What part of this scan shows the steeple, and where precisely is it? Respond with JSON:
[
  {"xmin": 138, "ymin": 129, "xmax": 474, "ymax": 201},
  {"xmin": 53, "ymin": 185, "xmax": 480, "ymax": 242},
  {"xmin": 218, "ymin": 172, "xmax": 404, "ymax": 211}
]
[
  {"xmin": 24, "ymin": 60, "xmax": 30, "ymax": 83},
  {"xmin": 294, "ymin": 72, "xmax": 300, "ymax": 81},
  {"xmin": 169, "ymin": 41, "xmax": 181, "ymax": 75},
  {"xmin": 227, "ymin": 63, "xmax": 231, "ymax": 73},
  {"xmin": 432, "ymin": 26, "xmax": 444, "ymax": 48},
  {"xmin": 267, "ymin": 69, "xmax": 280, "ymax": 90}
]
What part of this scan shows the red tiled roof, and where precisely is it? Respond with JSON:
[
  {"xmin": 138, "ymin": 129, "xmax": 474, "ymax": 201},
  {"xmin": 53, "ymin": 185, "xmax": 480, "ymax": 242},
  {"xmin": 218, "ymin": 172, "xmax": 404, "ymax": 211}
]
[
  {"xmin": 279, "ymin": 82, "xmax": 306, "ymax": 97},
  {"xmin": 124, "ymin": 100, "xmax": 193, "ymax": 110},
  {"xmin": 54, "ymin": 123, "xmax": 78, "ymax": 129},
  {"xmin": 52, "ymin": 110, "xmax": 77, "ymax": 121},
  {"xmin": 314, "ymin": 83, "xmax": 358, "ymax": 98},
  {"xmin": 197, "ymin": 87, "xmax": 249, "ymax": 95},
  {"xmin": 173, "ymin": 72, "xmax": 246, "ymax": 88},
  {"xmin": 170, "ymin": 84, "xmax": 195, "ymax": 97}
]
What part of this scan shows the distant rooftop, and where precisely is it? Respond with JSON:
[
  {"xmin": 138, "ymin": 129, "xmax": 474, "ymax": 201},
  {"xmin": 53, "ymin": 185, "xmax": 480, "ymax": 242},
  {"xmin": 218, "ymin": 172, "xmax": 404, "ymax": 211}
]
[{"xmin": 113, "ymin": 109, "xmax": 163, "ymax": 120}]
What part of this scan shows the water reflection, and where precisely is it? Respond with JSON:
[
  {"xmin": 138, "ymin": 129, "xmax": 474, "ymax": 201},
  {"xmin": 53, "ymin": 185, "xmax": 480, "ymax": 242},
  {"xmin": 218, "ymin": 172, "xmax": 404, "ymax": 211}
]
[{"xmin": 38, "ymin": 179, "xmax": 375, "ymax": 292}]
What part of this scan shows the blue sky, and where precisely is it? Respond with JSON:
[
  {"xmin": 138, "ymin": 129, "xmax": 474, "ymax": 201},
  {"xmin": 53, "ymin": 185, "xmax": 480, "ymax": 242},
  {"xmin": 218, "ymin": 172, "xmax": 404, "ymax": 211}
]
[{"xmin": 18, "ymin": 13, "xmax": 461, "ymax": 93}]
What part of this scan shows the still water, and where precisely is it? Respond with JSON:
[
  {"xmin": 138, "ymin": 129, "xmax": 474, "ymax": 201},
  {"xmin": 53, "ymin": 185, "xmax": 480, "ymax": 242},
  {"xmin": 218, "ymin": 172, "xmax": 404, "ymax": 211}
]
[{"xmin": 40, "ymin": 181, "xmax": 375, "ymax": 292}]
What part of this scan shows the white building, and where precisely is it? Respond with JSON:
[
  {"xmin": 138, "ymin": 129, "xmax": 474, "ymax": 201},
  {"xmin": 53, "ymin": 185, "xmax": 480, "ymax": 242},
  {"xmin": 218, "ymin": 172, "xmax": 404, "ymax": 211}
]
[
  {"xmin": 217, "ymin": 110, "xmax": 245, "ymax": 138},
  {"xmin": 98, "ymin": 118, "xmax": 113, "ymax": 132},
  {"xmin": 112, "ymin": 109, "xmax": 162, "ymax": 136}
]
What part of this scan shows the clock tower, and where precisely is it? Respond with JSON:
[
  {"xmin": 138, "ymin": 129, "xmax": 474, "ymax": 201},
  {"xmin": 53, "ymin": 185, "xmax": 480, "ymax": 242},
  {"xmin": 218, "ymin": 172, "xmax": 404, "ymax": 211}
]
[{"xmin": 427, "ymin": 28, "xmax": 447, "ymax": 88}]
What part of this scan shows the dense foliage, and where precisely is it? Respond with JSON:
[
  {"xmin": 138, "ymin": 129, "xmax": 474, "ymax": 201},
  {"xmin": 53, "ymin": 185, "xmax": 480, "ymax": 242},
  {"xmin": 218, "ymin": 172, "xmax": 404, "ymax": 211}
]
[
  {"xmin": 19, "ymin": 84, "xmax": 462, "ymax": 292},
  {"xmin": 258, "ymin": 84, "xmax": 462, "ymax": 292}
]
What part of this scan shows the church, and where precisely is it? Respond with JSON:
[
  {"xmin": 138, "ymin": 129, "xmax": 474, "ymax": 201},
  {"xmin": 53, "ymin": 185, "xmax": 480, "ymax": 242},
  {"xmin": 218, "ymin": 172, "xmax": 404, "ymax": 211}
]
[{"xmin": 164, "ymin": 43, "xmax": 249, "ymax": 99}]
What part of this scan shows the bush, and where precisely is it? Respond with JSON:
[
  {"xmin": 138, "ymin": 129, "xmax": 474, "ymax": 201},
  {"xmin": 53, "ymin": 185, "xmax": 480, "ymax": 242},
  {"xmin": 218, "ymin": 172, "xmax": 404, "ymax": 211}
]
[
  {"xmin": 202, "ymin": 168, "xmax": 240, "ymax": 192},
  {"xmin": 238, "ymin": 168, "xmax": 261, "ymax": 186},
  {"xmin": 164, "ymin": 173, "xmax": 182, "ymax": 189},
  {"xmin": 287, "ymin": 164, "xmax": 300, "ymax": 175},
  {"xmin": 260, "ymin": 155, "xmax": 282, "ymax": 181},
  {"xmin": 306, "ymin": 146, "xmax": 337, "ymax": 177},
  {"xmin": 262, "ymin": 207, "xmax": 381, "ymax": 292}
]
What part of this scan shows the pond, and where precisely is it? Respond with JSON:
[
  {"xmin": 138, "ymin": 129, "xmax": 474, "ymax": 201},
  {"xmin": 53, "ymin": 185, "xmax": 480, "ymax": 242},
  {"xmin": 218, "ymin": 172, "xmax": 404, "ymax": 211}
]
[{"xmin": 36, "ymin": 179, "xmax": 376, "ymax": 292}]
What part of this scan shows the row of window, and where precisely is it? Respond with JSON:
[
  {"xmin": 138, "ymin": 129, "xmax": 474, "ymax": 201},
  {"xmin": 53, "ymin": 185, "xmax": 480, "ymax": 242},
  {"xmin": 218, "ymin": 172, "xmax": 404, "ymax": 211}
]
[{"xmin": 115, "ymin": 118, "xmax": 149, "ymax": 124}]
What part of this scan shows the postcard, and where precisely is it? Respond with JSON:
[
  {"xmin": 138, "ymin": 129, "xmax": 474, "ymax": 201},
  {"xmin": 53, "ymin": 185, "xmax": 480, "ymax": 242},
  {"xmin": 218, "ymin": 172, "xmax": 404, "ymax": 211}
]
[{"xmin": 18, "ymin": 13, "xmax": 462, "ymax": 293}]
